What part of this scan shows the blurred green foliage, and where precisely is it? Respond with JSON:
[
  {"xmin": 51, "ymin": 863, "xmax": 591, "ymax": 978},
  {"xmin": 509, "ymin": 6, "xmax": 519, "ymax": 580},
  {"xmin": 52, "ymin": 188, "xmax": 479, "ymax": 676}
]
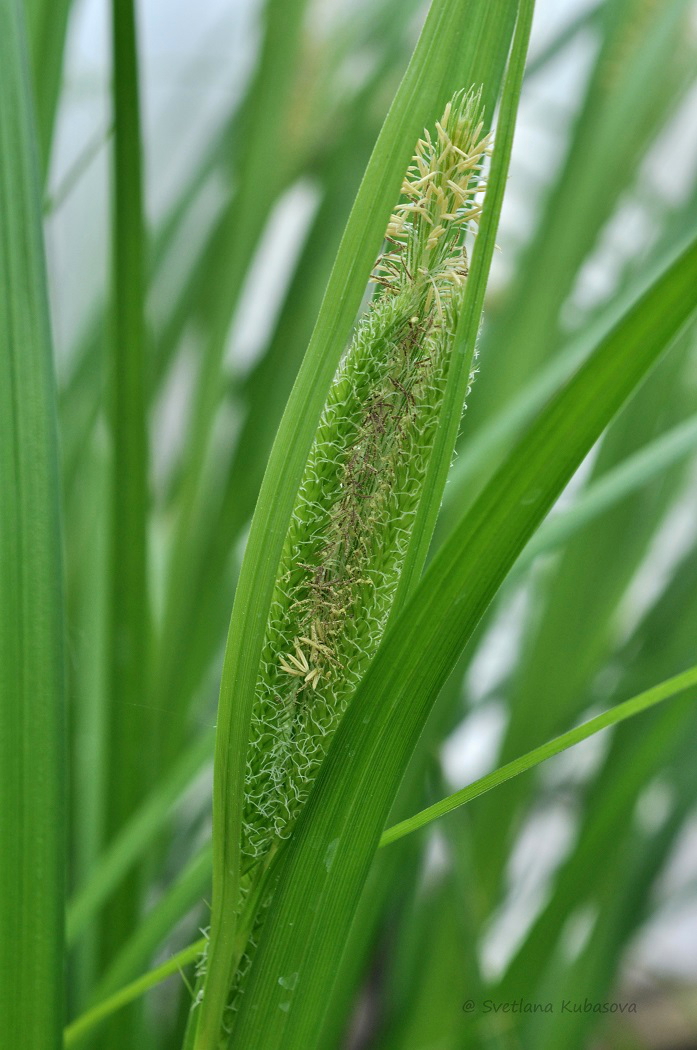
[{"xmin": 2, "ymin": 0, "xmax": 697, "ymax": 1047}]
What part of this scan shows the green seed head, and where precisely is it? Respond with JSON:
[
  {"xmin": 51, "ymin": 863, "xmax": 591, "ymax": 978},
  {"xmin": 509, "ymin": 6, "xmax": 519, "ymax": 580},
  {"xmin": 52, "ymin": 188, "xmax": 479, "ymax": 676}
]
[
  {"xmin": 377, "ymin": 86, "xmax": 491, "ymax": 306},
  {"xmin": 241, "ymin": 86, "xmax": 491, "ymax": 870}
]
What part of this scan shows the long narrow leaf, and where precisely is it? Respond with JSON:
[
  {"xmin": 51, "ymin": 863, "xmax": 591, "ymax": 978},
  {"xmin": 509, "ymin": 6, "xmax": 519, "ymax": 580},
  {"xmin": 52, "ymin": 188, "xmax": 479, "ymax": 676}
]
[
  {"xmin": 0, "ymin": 1, "xmax": 66, "ymax": 1045},
  {"xmin": 64, "ymin": 940, "xmax": 206, "ymax": 1048},
  {"xmin": 381, "ymin": 666, "xmax": 697, "ymax": 846},
  {"xmin": 100, "ymin": 0, "xmax": 150, "ymax": 1034},
  {"xmin": 22, "ymin": 0, "xmax": 74, "ymax": 176},
  {"xmin": 67, "ymin": 731, "xmax": 213, "ymax": 945}
]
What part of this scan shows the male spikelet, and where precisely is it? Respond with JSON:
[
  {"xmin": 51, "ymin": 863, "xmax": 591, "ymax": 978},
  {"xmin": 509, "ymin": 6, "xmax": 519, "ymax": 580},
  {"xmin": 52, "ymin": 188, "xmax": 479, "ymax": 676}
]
[{"xmin": 243, "ymin": 87, "xmax": 491, "ymax": 869}]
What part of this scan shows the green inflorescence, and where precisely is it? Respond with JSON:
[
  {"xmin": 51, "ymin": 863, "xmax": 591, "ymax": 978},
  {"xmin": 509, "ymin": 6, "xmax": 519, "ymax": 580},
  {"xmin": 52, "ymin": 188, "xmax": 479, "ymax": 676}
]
[{"xmin": 242, "ymin": 86, "xmax": 491, "ymax": 869}]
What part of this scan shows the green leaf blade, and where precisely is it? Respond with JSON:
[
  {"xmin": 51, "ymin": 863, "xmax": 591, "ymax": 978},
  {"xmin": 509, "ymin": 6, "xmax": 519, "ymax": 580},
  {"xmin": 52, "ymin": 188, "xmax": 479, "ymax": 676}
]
[
  {"xmin": 381, "ymin": 665, "xmax": 697, "ymax": 846},
  {"xmin": 0, "ymin": 0, "xmax": 66, "ymax": 1045},
  {"xmin": 100, "ymin": 0, "xmax": 151, "ymax": 1036}
]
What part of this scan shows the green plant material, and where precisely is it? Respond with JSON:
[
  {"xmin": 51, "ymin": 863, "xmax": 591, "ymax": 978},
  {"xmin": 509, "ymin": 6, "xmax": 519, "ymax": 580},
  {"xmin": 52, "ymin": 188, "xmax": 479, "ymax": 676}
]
[
  {"xmin": 497, "ymin": 545, "xmax": 697, "ymax": 1011},
  {"xmin": 9, "ymin": 0, "xmax": 697, "ymax": 1042},
  {"xmin": 64, "ymin": 939, "xmax": 206, "ymax": 1049},
  {"xmin": 73, "ymin": 667, "xmax": 697, "ymax": 1039},
  {"xmin": 158, "ymin": 0, "xmax": 313, "ymax": 772},
  {"xmin": 459, "ymin": 130, "xmax": 697, "ymax": 906},
  {"xmin": 438, "ymin": 318, "xmax": 697, "ymax": 1038},
  {"xmin": 441, "ymin": 217, "xmax": 697, "ymax": 525},
  {"xmin": 316, "ymin": 638, "xmax": 498, "ymax": 1048},
  {"xmin": 60, "ymin": 357, "xmax": 697, "ymax": 963},
  {"xmin": 511, "ymin": 335, "xmax": 694, "ymax": 745},
  {"xmin": 498, "ymin": 707, "xmax": 697, "ymax": 1050},
  {"xmin": 100, "ymin": 5, "xmax": 150, "ymax": 1042},
  {"xmin": 0, "ymin": 1, "xmax": 66, "ymax": 1046},
  {"xmin": 194, "ymin": 3, "xmax": 520, "ymax": 1045},
  {"xmin": 57, "ymin": 654, "xmax": 697, "ymax": 1040},
  {"xmin": 377, "ymin": 854, "xmax": 515, "ymax": 1050},
  {"xmin": 317, "ymin": 646, "xmax": 505, "ymax": 1050},
  {"xmin": 55, "ymin": 386, "xmax": 697, "ymax": 1030},
  {"xmin": 140, "ymin": 0, "xmax": 579, "ymax": 763},
  {"xmin": 472, "ymin": 327, "xmax": 696, "ymax": 901},
  {"xmin": 68, "ymin": 730, "xmax": 213, "ymax": 945},
  {"xmin": 182, "ymin": 89, "xmax": 489, "ymax": 1031},
  {"xmin": 156, "ymin": 24, "xmax": 421, "ymax": 732},
  {"xmin": 242, "ymin": 88, "xmax": 490, "ymax": 867},
  {"xmin": 518, "ymin": 410, "xmax": 697, "ymax": 569},
  {"xmin": 226, "ymin": 4, "xmax": 533, "ymax": 1047},
  {"xmin": 93, "ymin": 845, "xmax": 212, "ymax": 1000},
  {"xmin": 229, "ymin": 214, "xmax": 697, "ymax": 1049},
  {"xmin": 45, "ymin": 123, "xmax": 114, "ymax": 214},
  {"xmin": 512, "ymin": 748, "xmax": 697, "ymax": 1050},
  {"xmin": 57, "ymin": 113, "xmax": 230, "ymax": 498},
  {"xmin": 63, "ymin": 661, "xmax": 694, "ymax": 1042},
  {"xmin": 472, "ymin": 0, "xmax": 694, "ymax": 423},
  {"xmin": 316, "ymin": 835, "xmax": 424, "ymax": 1049},
  {"xmin": 21, "ymin": 0, "xmax": 74, "ymax": 177},
  {"xmin": 380, "ymin": 665, "xmax": 697, "ymax": 846},
  {"xmin": 182, "ymin": 0, "xmax": 311, "ymax": 450},
  {"xmin": 443, "ymin": 398, "xmax": 697, "ymax": 598},
  {"xmin": 66, "ymin": 441, "xmax": 109, "ymax": 1010}
]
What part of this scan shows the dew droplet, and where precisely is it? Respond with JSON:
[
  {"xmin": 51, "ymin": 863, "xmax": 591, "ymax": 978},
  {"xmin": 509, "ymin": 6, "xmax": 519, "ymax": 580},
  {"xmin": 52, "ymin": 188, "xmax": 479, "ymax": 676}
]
[
  {"xmin": 278, "ymin": 972, "xmax": 299, "ymax": 991},
  {"xmin": 324, "ymin": 838, "xmax": 340, "ymax": 872}
]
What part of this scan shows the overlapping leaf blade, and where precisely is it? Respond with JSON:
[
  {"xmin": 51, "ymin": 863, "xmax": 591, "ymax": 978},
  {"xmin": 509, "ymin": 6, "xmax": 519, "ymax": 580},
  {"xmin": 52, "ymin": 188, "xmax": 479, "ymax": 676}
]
[{"xmin": 0, "ymin": 1, "xmax": 66, "ymax": 1045}]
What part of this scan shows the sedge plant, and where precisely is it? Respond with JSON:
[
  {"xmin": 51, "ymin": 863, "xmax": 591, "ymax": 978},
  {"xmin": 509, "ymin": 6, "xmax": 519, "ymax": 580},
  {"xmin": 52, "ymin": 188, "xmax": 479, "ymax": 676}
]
[
  {"xmin": 190, "ymin": 88, "xmax": 493, "ymax": 1045},
  {"xmin": 2, "ymin": 0, "xmax": 697, "ymax": 1049}
]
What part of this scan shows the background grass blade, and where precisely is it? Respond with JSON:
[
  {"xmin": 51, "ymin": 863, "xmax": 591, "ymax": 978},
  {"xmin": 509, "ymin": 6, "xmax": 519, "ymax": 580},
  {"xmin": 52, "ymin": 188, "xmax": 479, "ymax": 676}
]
[
  {"xmin": 92, "ymin": 846, "xmax": 212, "ymax": 1002},
  {"xmin": 470, "ymin": 0, "xmax": 693, "ymax": 426},
  {"xmin": 518, "ymin": 410, "xmax": 697, "ymax": 569},
  {"xmin": 68, "ymin": 730, "xmax": 213, "ymax": 946},
  {"xmin": 21, "ymin": 0, "xmax": 75, "ymax": 179},
  {"xmin": 100, "ymin": 0, "xmax": 150, "ymax": 1039},
  {"xmin": 380, "ymin": 666, "xmax": 697, "ymax": 846},
  {"xmin": 64, "ymin": 939, "xmax": 206, "ymax": 1049},
  {"xmin": 494, "ymin": 543, "xmax": 697, "ymax": 1028},
  {"xmin": 0, "ymin": 0, "xmax": 66, "ymax": 1045}
]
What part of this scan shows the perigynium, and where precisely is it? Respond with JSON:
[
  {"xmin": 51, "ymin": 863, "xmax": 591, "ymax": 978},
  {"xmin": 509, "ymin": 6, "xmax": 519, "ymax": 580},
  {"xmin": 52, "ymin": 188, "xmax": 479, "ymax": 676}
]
[{"xmin": 204, "ymin": 85, "xmax": 491, "ymax": 1027}]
